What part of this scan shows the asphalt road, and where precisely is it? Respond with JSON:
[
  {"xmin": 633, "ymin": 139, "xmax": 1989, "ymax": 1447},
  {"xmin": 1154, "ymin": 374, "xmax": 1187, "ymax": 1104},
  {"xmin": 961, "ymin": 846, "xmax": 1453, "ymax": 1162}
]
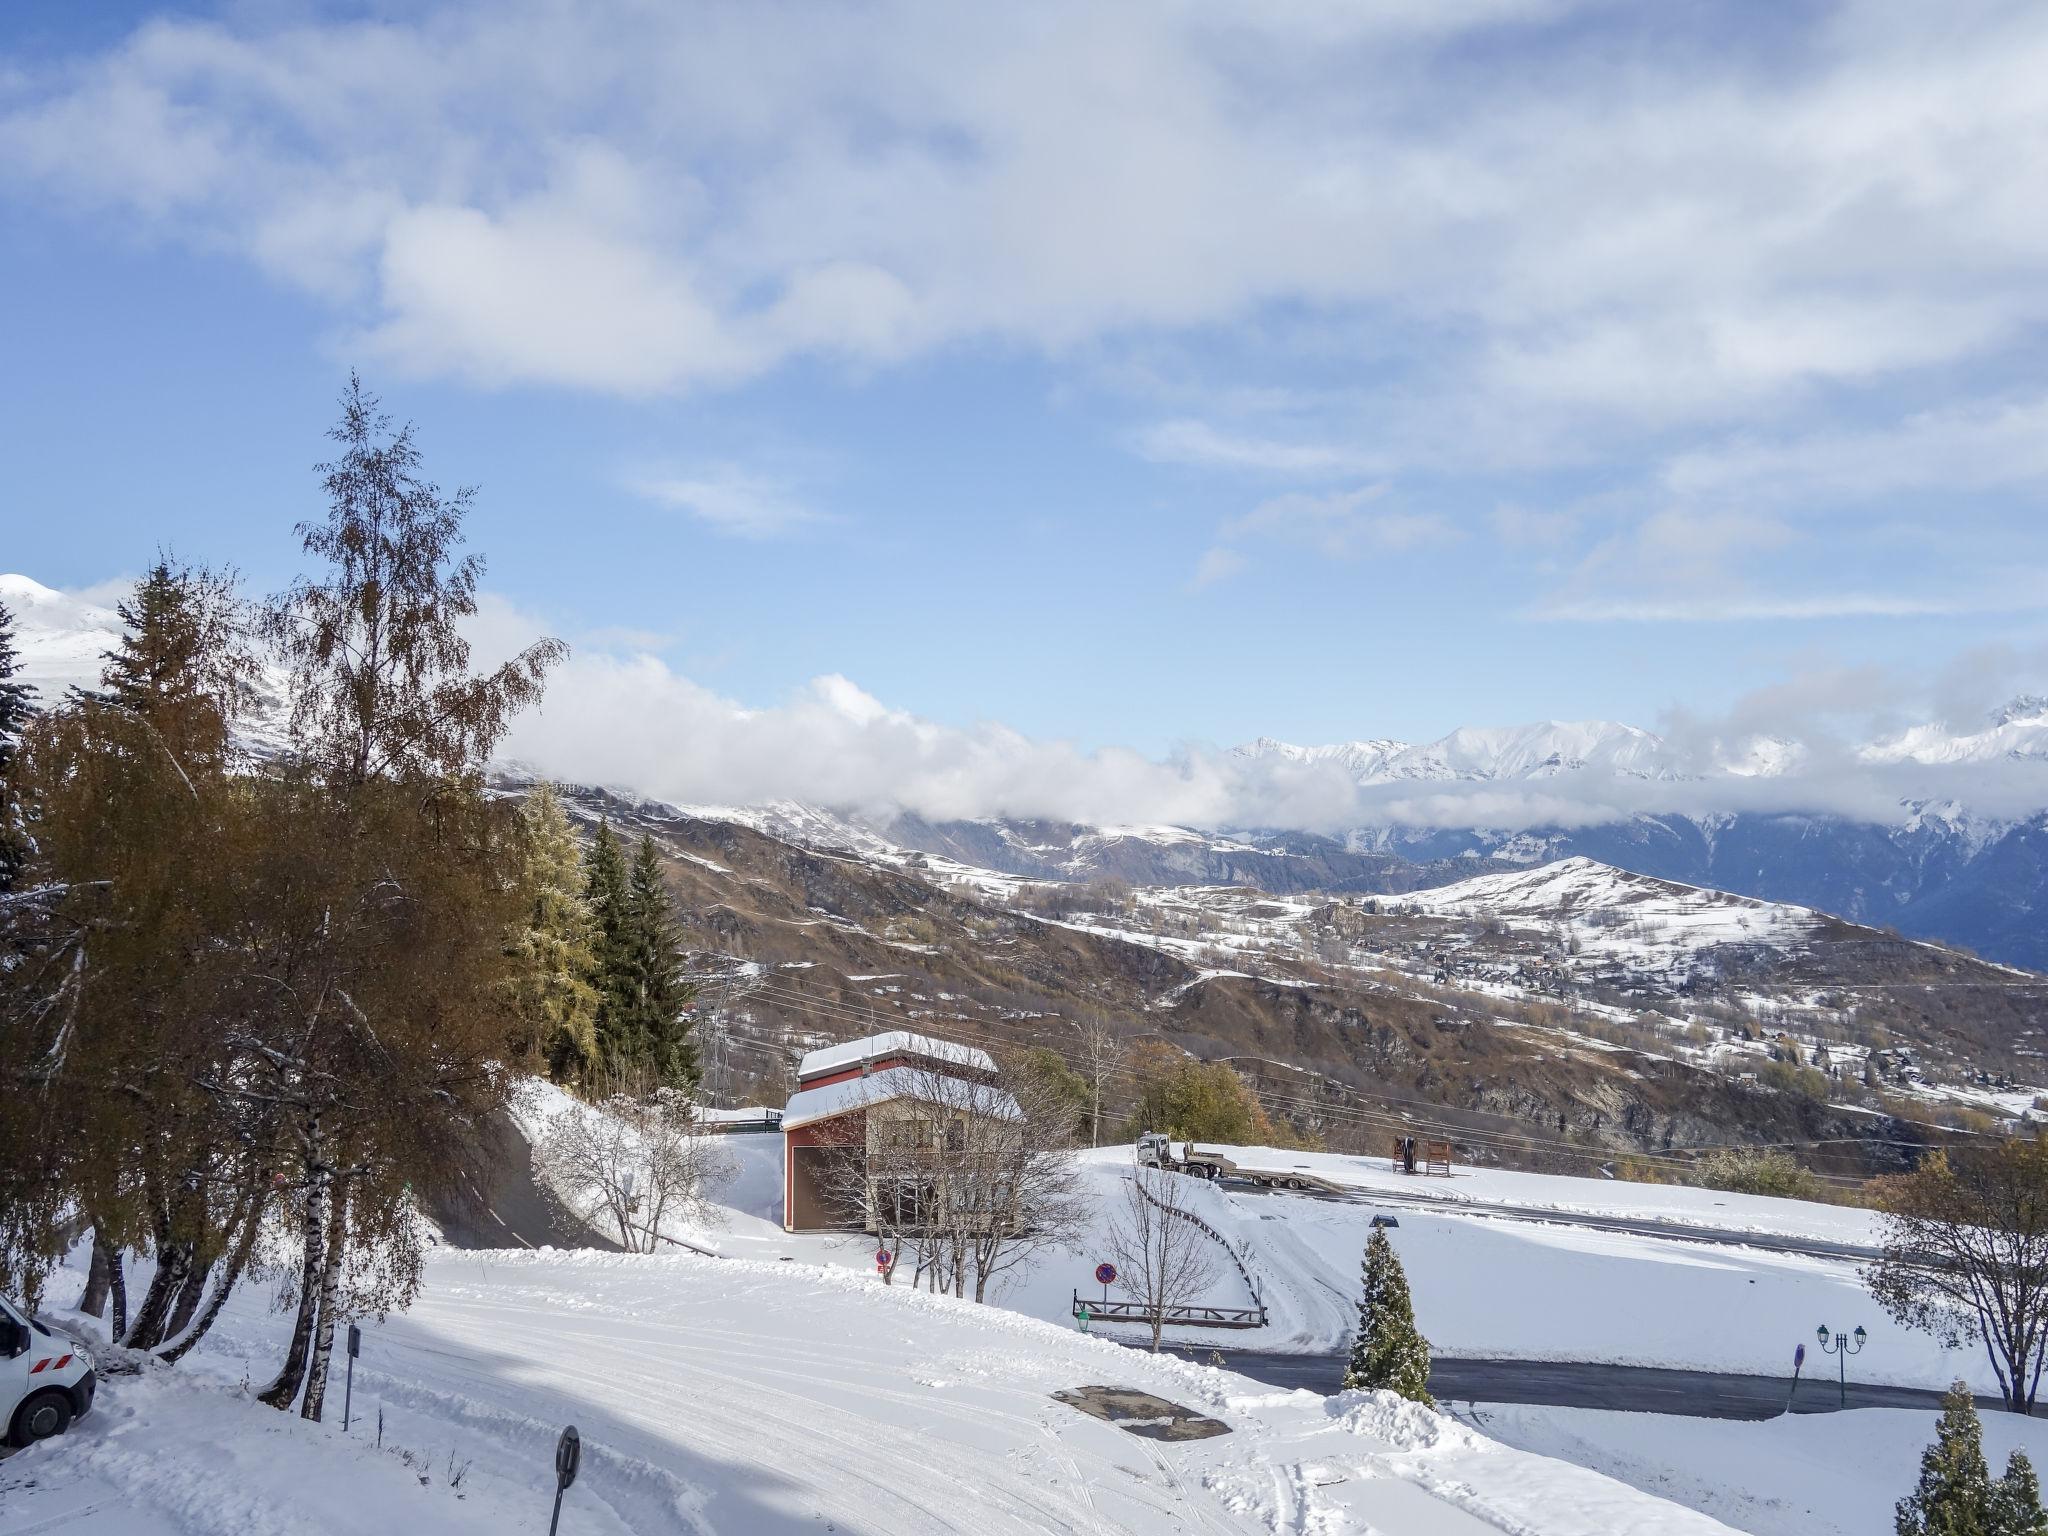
[
  {"xmin": 1230, "ymin": 1177, "xmax": 1884, "ymax": 1263},
  {"xmin": 426, "ymin": 1108, "xmax": 623, "ymax": 1253},
  {"xmin": 1188, "ymin": 1346, "xmax": 1997, "ymax": 1419}
]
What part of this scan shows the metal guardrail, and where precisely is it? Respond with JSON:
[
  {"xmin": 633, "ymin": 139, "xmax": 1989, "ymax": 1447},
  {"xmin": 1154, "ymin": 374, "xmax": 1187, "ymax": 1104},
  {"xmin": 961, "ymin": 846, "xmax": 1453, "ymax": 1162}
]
[
  {"xmin": 1114, "ymin": 1174, "xmax": 1269, "ymax": 1328},
  {"xmin": 1072, "ymin": 1290, "xmax": 1267, "ymax": 1329}
]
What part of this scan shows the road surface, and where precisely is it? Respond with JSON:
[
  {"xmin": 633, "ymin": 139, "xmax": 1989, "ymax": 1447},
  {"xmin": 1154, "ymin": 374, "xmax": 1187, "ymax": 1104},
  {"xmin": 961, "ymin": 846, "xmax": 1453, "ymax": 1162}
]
[
  {"xmin": 1229, "ymin": 1176, "xmax": 1883, "ymax": 1263},
  {"xmin": 1192, "ymin": 1346, "xmax": 1998, "ymax": 1419},
  {"xmin": 425, "ymin": 1107, "xmax": 623, "ymax": 1252}
]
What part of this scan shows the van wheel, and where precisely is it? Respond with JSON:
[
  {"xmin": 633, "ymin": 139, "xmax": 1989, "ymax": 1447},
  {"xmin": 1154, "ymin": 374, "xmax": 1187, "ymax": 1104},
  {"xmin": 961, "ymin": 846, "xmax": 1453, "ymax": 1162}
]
[{"xmin": 11, "ymin": 1389, "xmax": 72, "ymax": 1446}]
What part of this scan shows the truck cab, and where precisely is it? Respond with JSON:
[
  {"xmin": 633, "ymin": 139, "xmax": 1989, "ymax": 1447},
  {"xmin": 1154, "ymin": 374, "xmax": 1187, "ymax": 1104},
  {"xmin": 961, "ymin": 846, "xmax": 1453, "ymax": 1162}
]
[{"xmin": 1, "ymin": 1294, "xmax": 95, "ymax": 1448}]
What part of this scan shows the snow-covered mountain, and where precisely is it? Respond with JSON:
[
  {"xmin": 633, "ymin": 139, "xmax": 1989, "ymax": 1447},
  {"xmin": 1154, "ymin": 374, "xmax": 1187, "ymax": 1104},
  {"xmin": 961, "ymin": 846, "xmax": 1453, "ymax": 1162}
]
[
  {"xmin": 1233, "ymin": 720, "xmax": 1683, "ymax": 783},
  {"xmin": 1, "ymin": 572, "xmax": 122, "ymax": 703},
  {"xmin": 10, "ymin": 570, "xmax": 2047, "ymax": 969}
]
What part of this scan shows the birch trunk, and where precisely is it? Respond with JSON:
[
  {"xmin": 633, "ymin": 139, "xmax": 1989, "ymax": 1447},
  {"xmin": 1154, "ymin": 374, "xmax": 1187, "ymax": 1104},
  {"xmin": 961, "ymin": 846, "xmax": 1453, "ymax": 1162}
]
[
  {"xmin": 160, "ymin": 1187, "xmax": 270, "ymax": 1364},
  {"xmin": 259, "ymin": 1127, "xmax": 330, "ymax": 1411},
  {"xmin": 124, "ymin": 1230, "xmax": 192, "ymax": 1351},
  {"xmin": 78, "ymin": 1227, "xmax": 113, "ymax": 1319},
  {"xmin": 301, "ymin": 1180, "xmax": 351, "ymax": 1421},
  {"xmin": 109, "ymin": 1250, "xmax": 128, "ymax": 1339}
]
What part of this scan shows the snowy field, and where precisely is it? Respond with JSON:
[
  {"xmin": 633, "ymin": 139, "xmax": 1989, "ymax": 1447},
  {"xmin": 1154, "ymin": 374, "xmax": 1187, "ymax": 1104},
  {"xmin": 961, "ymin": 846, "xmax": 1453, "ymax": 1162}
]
[
  {"xmin": 687, "ymin": 1136, "xmax": 1984, "ymax": 1391},
  {"xmin": 0, "ymin": 1244, "xmax": 1741, "ymax": 1535},
  {"xmin": 1467, "ymin": 1402, "xmax": 2048, "ymax": 1536}
]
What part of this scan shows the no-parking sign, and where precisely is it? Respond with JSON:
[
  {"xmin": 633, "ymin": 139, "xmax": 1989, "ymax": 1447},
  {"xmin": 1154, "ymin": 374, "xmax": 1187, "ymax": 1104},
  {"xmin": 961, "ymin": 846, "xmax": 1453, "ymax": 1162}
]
[
  {"xmin": 876, "ymin": 1249, "xmax": 894, "ymax": 1271},
  {"xmin": 1094, "ymin": 1262, "xmax": 1117, "ymax": 1286}
]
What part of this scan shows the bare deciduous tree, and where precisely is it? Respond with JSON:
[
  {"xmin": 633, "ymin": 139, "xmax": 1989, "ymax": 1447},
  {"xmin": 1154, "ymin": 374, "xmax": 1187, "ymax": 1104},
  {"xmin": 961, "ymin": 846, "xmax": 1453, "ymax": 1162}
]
[
  {"xmin": 818, "ymin": 1054, "xmax": 1085, "ymax": 1300},
  {"xmin": 1071, "ymin": 1014, "xmax": 1128, "ymax": 1149},
  {"xmin": 1106, "ymin": 1167, "xmax": 1222, "ymax": 1351},
  {"xmin": 535, "ymin": 1094, "xmax": 736, "ymax": 1253},
  {"xmin": 1865, "ymin": 1140, "xmax": 2048, "ymax": 1413}
]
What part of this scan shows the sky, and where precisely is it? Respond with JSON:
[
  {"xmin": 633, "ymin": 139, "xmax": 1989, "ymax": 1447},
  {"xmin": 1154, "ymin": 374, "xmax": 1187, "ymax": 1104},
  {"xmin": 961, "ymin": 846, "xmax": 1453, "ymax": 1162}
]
[{"xmin": 3, "ymin": 0, "xmax": 2047, "ymax": 823}]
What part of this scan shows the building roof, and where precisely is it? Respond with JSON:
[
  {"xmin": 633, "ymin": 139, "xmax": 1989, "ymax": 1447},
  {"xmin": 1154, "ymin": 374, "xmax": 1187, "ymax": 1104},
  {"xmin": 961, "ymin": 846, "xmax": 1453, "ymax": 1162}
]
[
  {"xmin": 781, "ymin": 1065, "xmax": 1020, "ymax": 1132},
  {"xmin": 795, "ymin": 1030, "xmax": 996, "ymax": 1083}
]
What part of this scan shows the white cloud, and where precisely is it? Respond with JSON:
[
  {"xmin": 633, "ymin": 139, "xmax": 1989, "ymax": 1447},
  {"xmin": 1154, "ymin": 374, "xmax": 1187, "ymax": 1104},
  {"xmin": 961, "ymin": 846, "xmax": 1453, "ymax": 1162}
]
[
  {"xmin": 1135, "ymin": 419, "xmax": 1378, "ymax": 476},
  {"xmin": 9, "ymin": 0, "xmax": 2048, "ymax": 427},
  {"xmin": 1219, "ymin": 485, "xmax": 1453, "ymax": 560},
  {"xmin": 486, "ymin": 599, "xmax": 2048, "ymax": 832},
  {"xmin": 631, "ymin": 468, "xmax": 823, "ymax": 539},
  {"xmin": 1188, "ymin": 547, "xmax": 1246, "ymax": 590}
]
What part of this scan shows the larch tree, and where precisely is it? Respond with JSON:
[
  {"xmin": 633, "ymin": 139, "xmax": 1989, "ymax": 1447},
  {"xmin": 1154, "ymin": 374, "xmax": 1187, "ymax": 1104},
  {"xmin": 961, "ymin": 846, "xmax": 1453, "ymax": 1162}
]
[
  {"xmin": 1344, "ymin": 1228, "xmax": 1433, "ymax": 1405},
  {"xmin": 507, "ymin": 784, "xmax": 600, "ymax": 1086},
  {"xmin": 250, "ymin": 374, "xmax": 562, "ymax": 1420}
]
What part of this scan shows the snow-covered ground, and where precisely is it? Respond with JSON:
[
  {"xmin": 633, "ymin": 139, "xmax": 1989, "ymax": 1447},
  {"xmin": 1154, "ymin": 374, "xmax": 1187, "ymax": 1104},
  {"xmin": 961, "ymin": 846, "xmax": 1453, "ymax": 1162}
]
[
  {"xmin": 1468, "ymin": 1402, "xmax": 2048, "ymax": 1536},
  {"xmin": 679, "ymin": 1137, "xmax": 1984, "ymax": 1393},
  {"xmin": 1, "ymin": 1243, "xmax": 1742, "ymax": 1535}
]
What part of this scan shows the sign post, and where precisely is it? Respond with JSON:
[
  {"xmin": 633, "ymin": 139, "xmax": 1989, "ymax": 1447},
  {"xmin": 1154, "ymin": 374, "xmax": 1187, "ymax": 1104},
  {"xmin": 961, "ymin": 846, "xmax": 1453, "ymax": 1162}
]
[
  {"xmin": 549, "ymin": 1425, "xmax": 581, "ymax": 1536},
  {"xmin": 1094, "ymin": 1262, "xmax": 1117, "ymax": 1310},
  {"xmin": 875, "ymin": 1248, "xmax": 894, "ymax": 1280},
  {"xmin": 343, "ymin": 1323, "xmax": 361, "ymax": 1432},
  {"xmin": 1784, "ymin": 1342, "xmax": 1805, "ymax": 1416}
]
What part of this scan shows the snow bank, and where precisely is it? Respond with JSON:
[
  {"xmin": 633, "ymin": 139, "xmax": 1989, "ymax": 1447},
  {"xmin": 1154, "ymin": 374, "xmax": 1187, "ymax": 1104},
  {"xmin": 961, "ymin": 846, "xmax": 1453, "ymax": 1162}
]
[
  {"xmin": 1471, "ymin": 1402, "xmax": 2048, "ymax": 1536},
  {"xmin": 5, "ymin": 1243, "xmax": 1740, "ymax": 1534}
]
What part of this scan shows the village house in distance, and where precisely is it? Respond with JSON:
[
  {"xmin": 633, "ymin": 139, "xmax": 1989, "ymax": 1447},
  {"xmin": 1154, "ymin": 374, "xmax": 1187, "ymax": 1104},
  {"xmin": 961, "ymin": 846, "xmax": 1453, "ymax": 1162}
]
[{"xmin": 780, "ymin": 1030, "xmax": 1017, "ymax": 1232}]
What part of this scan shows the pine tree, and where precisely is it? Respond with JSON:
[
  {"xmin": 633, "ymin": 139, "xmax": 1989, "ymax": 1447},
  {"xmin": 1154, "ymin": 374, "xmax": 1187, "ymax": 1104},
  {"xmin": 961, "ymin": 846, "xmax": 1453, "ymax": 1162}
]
[
  {"xmin": 1991, "ymin": 1449, "xmax": 2048, "ymax": 1536},
  {"xmin": 0, "ymin": 599, "xmax": 34, "ymax": 892},
  {"xmin": 625, "ymin": 834, "xmax": 699, "ymax": 1093},
  {"xmin": 1343, "ymin": 1227, "xmax": 1433, "ymax": 1405},
  {"xmin": 506, "ymin": 785, "xmax": 600, "ymax": 1085},
  {"xmin": 582, "ymin": 820, "xmax": 637, "ymax": 1082},
  {"xmin": 1898, "ymin": 1382, "xmax": 1996, "ymax": 1534}
]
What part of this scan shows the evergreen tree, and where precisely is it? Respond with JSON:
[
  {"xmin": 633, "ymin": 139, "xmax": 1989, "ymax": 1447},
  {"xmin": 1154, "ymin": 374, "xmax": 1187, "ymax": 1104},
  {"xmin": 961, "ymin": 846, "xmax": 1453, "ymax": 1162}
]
[
  {"xmin": 1898, "ymin": 1382, "xmax": 1995, "ymax": 1534},
  {"xmin": 0, "ymin": 599, "xmax": 34, "ymax": 892},
  {"xmin": 90, "ymin": 561, "xmax": 251, "ymax": 741},
  {"xmin": 582, "ymin": 820, "xmax": 636, "ymax": 1082},
  {"xmin": 625, "ymin": 834, "xmax": 698, "ymax": 1093},
  {"xmin": 506, "ymin": 785, "xmax": 600, "ymax": 1085},
  {"xmin": 1343, "ymin": 1228, "xmax": 1433, "ymax": 1405},
  {"xmin": 1992, "ymin": 1449, "xmax": 2048, "ymax": 1536}
]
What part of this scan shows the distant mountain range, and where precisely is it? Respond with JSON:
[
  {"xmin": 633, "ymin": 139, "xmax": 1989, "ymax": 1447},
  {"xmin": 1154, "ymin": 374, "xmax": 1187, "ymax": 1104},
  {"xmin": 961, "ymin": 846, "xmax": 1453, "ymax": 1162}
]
[{"xmin": 9, "ymin": 570, "xmax": 2045, "ymax": 969}]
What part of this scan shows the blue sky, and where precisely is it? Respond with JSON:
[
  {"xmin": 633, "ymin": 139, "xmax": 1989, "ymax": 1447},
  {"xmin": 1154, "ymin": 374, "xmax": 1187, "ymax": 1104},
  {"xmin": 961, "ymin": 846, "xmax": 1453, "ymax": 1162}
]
[{"xmin": 4, "ymin": 0, "xmax": 2047, "ymax": 817}]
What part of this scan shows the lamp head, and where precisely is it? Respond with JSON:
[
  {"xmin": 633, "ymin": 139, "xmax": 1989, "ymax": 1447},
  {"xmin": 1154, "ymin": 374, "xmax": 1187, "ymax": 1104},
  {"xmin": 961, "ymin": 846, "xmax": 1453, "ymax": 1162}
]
[
  {"xmin": 1854, "ymin": 1326, "xmax": 1867, "ymax": 1345},
  {"xmin": 1817, "ymin": 1324, "xmax": 1829, "ymax": 1344}
]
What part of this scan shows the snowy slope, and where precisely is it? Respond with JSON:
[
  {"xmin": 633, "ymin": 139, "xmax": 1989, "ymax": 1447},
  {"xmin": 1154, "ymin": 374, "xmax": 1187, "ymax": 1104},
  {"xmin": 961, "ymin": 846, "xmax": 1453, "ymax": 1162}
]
[
  {"xmin": 1473, "ymin": 1404, "xmax": 2048, "ymax": 1536},
  {"xmin": 700, "ymin": 1137, "xmax": 1984, "ymax": 1393},
  {"xmin": 1399, "ymin": 856, "xmax": 1824, "ymax": 966},
  {"xmin": 6, "ymin": 1242, "xmax": 1741, "ymax": 1535},
  {"xmin": 1, "ymin": 573, "xmax": 121, "ymax": 705}
]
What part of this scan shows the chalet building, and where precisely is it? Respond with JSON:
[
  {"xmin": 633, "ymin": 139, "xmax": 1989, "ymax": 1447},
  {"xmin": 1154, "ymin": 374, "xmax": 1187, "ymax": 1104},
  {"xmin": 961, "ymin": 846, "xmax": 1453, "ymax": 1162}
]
[{"xmin": 780, "ymin": 1031, "xmax": 1015, "ymax": 1233}]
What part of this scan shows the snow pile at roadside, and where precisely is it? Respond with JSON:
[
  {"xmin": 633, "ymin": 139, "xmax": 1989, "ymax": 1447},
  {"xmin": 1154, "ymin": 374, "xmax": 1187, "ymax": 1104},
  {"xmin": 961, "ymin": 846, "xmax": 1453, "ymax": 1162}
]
[
  {"xmin": 1470, "ymin": 1402, "xmax": 2048, "ymax": 1536},
  {"xmin": 3, "ymin": 1243, "xmax": 1741, "ymax": 1534}
]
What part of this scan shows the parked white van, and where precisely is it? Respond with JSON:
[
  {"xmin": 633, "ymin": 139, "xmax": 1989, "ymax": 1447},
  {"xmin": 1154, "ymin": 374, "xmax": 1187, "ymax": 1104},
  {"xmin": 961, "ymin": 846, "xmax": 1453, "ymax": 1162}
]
[{"xmin": 1, "ymin": 1294, "xmax": 95, "ymax": 1448}]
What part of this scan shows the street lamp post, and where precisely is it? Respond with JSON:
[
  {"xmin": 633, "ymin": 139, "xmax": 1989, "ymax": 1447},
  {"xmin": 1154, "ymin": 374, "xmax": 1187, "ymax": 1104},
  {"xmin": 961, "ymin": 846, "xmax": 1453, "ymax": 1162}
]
[{"xmin": 1816, "ymin": 1323, "xmax": 1867, "ymax": 1409}]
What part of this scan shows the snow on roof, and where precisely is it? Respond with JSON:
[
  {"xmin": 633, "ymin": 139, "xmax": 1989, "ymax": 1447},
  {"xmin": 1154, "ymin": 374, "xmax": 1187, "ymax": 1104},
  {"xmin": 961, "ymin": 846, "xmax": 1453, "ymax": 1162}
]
[
  {"xmin": 796, "ymin": 1030, "xmax": 995, "ymax": 1082},
  {"xmin": 781, "ymin": 1065, "xmax": 1020, "ymax": 1130}
]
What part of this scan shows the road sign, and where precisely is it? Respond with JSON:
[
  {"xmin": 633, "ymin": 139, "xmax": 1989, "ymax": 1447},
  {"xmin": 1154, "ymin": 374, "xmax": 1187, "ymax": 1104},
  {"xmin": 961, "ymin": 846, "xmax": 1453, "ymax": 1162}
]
[
  {"xmin": 549, "ymin": 1425, "xmax": 581, "ymax": 1536},
  {"xmin": 1094, "ymin": 1263, "xmax": 1117, "ymax": 1286},
  {"xmin": 342, "ymin": 1324, "xmax": 361, "ymax": 1431},
  {"xmin": 876, "ymin": 1249, "xmax": 894, "ymax": 1271}
]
